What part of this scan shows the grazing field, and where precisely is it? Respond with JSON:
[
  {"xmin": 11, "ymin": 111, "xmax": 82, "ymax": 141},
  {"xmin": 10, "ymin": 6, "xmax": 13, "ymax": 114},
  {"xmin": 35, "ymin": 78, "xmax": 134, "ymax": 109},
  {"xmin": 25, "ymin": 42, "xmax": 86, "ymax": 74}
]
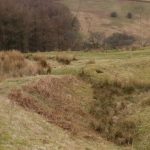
[
  {"xmin": 61, "ymin": 0, "xmax": 150, "ymax": 42},
  {"xmin": 0, "ymin": 48, "xmax": 150, "ymax": 149},
  {"xmin": 0, "ymin": 1, "xmax": 149, "ymax": 149}
]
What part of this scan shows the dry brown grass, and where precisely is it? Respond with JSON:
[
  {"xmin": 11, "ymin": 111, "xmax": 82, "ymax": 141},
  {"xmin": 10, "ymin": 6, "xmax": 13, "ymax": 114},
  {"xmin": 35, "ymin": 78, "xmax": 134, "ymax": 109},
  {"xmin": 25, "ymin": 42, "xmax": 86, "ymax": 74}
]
[
  {"xmin": 56, "ymin": 54, "xmax": 77, "ymax": 65},
  {"xmin": 32, "ymin": 54, "xmax": 52, "ymax": 73},
  {"xmin": 75, "ymin": 10, "xmax": 150, "ymax": 42},
  {"xmin": 0, "ymin": 50, "xmax": 51, "ymax": 79},
  {"xmin": 0, "ymin": 50, "xmax": 26, "ymax": 78},
  {"xmin": 86, "ymin": 59, "xmax": 96, "ymax": 65},
  {"xmin": 9, "ymin": 76, "xmax": 93, "ymax": 135},
  {"xmin": 32, "ymin": 54, "xmax": 47, "ymax": 62}
]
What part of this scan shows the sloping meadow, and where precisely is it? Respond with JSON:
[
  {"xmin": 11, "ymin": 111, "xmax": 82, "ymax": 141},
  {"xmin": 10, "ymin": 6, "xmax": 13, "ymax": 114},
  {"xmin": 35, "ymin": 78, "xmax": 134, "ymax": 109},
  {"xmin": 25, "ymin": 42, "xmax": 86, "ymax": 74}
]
[
  {"xmin": 7, "ymin": 50, "xmax": 150, "ymax": 149},
  {"xmin": 79, "ymin": 57, "xmax": 150, "ymax": 148},
  {"xmin": 8, "ymin": 76, "xmax": 96, "ymax": 136}
]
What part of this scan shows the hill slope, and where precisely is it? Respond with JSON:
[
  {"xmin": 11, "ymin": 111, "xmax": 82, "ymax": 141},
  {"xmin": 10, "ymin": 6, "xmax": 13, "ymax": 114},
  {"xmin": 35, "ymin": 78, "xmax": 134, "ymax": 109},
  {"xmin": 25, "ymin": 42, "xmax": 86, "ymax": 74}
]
[
  {"xmin": 61, "ymin": 0, "xmax": 150, "ymax": 42},
  {"xmin": 0, "ymin": 76, "xmax": 121, "ymax": 150},
  {"xmin": 0, "ymin": 49, "xmax": 150, "ymax": 149}
]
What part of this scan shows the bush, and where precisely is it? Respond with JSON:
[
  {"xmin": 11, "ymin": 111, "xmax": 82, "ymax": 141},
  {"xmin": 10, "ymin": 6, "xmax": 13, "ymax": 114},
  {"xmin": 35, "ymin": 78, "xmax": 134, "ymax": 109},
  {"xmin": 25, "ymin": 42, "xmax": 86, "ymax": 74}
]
[
  {"xmin": 127, "ymin": 12, "xmax": 133, "ymax": 19},
  {"xmin": 110, "ymin": 12, "xmax": 118, "ymax": 18},
  {"xmin": 84, "ymin": 32, "xmax": 105, "ymax": 49},
  {"xmin": 104, "ymin": 33, "xmax": 136, "ymax": 49}
]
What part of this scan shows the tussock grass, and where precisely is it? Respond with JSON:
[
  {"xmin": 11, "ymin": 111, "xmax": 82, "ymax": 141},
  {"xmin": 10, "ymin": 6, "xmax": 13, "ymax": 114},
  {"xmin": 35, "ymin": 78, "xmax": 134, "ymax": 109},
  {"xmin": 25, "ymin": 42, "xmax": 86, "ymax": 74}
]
[
  {"xmin": 32, "ymin": 54, "xmax": 47, "ymax": 62},
  {"xmin": 0, "ymin": 50, "xmax": 25, "ymax": 70},
  {"xmin": 0, "ymin": 50, "xmax": 26, "ymax": 78},
  {"xmin": 30, "ymin": 54, "xmax": 52, "ymax": 74},
  {"xmin": 56, "ymin": 53, "xmax": 77, "ymax": 65},
  {"xmin": 0, "ymin": 51, "xmax": 52, "ymax": 79},
  {"xmin": 86, "ymin": 59, "xmax": 96, "ymax": 65}
]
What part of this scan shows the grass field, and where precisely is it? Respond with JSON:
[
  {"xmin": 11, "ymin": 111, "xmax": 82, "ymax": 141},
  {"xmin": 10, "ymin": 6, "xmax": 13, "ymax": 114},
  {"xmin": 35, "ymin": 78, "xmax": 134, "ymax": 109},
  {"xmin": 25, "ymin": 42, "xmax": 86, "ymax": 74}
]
[
  {"xmin": 0, "ymin": 48, "xmax": 150, "ymax": 149},
  {"xmin": 0, "ymin": 1, "xmax": 150, "ymax": 149},
  {"xmin": 60, "ymin": 0, "xmax": 150, "ymax": 41}
]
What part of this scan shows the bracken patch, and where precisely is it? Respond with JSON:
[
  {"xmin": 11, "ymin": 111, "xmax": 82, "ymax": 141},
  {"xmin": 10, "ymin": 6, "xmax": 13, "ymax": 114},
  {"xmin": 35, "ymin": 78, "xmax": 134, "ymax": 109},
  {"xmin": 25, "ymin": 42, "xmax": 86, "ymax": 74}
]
[{"xmin": 9, "ymin": 76, "xmax": 94, "ymax": 135}]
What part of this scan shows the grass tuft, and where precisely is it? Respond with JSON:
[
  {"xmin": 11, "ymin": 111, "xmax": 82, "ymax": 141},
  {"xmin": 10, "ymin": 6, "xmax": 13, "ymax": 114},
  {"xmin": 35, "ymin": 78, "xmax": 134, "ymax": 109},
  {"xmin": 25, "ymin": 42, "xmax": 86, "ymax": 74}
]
[
  {"xmin": 0, "ymin": 51, "xmax": 52, "ymax": 80},
  {"xmin": 56, "ymin": 53, "xmax": 77, "ymax": 65}
]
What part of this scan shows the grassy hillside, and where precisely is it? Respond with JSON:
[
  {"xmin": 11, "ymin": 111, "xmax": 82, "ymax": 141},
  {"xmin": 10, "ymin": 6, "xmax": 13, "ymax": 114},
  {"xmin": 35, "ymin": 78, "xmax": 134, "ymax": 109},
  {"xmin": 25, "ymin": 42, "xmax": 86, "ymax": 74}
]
[
  {"xmin": 61, "ymin": 0, "xmax": 150, "ymax": 41},
  {"xmin": 61, "ymin": 0, "xmax": 150, "ymax": 14},
  {"xmin": 0, "ymin": 77, "xmax": 122, "ymax": 150},
  {"xmin": 0, "ymin": 48, "xmax": 150, "ymax": 149},
  {"xmin": 33, "ymin": 48, "xmax": 150, "ymax": 149}
]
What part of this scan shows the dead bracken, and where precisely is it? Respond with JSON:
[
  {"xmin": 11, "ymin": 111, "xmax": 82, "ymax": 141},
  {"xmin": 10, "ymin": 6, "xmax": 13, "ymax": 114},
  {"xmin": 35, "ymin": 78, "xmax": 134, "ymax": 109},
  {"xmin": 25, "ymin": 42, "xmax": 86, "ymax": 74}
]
[{"xmin": 9, "ymin": 76, "xmax": 94, "ymax": 135}]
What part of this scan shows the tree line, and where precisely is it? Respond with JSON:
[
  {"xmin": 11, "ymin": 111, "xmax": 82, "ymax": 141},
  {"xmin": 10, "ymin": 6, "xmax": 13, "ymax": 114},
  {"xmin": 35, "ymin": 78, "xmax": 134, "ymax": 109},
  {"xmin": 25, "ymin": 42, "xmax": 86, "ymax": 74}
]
[{"xmin": 0, "ymin": 0, "xmax": 80, "ymax": 51}]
